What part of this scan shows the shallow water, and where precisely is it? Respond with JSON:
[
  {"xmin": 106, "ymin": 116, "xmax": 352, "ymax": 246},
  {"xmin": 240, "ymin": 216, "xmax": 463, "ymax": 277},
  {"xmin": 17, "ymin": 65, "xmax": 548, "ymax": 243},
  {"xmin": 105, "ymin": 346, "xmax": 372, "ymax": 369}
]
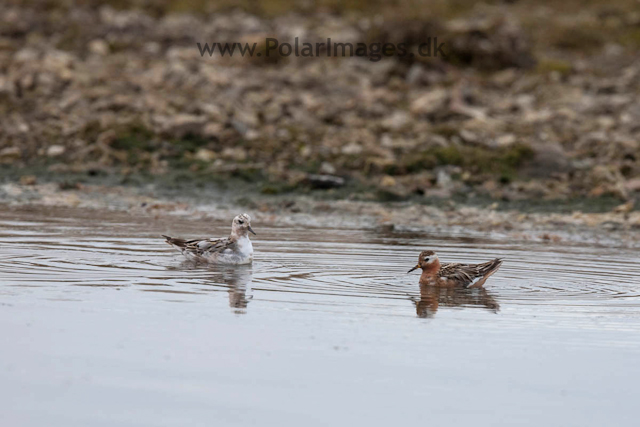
[{"xmin": 1, "ymin": 205, "xmax": 639, "ymax": 426}]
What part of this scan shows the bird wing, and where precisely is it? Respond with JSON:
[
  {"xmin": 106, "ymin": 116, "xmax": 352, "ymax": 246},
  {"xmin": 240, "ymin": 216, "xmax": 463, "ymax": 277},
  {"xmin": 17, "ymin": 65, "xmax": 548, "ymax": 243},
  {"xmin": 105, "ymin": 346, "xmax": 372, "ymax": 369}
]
[
  {"xmin": 163, "ymin": 235, "xmax": 235, "ymax": 256},
  {"xmin": 439, "ymin": 263, "xmax": 474, "ymax": 284},
  {"xmin": 439, "ymin": 259, "xmax": 503, "ymax": 287}
]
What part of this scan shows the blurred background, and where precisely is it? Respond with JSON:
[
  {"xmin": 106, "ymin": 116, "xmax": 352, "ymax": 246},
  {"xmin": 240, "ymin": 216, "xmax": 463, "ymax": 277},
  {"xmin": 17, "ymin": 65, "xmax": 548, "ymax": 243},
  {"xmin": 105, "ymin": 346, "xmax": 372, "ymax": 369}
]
[{"xmin": 1, "ymin": 0, "xmax": 639, "ymax": 208}]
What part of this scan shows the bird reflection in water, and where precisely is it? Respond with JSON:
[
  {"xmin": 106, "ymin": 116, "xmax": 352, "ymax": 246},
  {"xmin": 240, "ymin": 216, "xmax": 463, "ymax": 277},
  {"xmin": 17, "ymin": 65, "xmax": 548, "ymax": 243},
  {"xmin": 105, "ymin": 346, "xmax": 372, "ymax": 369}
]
[
  {"xmin": 216, "ymin": 265, "xmax": 253, "ymax": 314},
  {"xmin": 173, "ymin": 262, "xmax": 253, "ymax": 314},
  {"xmin": 412, "ymin": 285, "xmax": 500, "ymax": 318}
]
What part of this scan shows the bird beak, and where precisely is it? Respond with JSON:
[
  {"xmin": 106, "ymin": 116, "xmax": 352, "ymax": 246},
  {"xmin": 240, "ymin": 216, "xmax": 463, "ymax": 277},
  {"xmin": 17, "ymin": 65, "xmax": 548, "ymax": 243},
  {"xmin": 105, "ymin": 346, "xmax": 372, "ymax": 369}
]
[
  {"xmin": 248, "ymin": 226, "xmax": 256, "ymax": 235},
  {"xmin": 407, "ymin": 264, "xmax": 419, "ymax": 273}
]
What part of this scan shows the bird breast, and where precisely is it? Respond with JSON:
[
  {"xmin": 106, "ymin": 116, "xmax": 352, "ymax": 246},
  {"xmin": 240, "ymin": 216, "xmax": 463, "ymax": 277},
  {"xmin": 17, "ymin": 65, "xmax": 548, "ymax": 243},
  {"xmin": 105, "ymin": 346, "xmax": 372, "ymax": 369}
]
[{"xmin": 236, "ymin": 236, "xmax": 253, "ymax": 258}]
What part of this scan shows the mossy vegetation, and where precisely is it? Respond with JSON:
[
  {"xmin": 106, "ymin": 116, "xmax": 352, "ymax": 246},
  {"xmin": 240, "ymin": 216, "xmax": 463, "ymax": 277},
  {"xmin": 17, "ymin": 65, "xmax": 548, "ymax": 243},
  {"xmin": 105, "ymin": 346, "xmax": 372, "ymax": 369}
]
[
  {"xmin": 536, "ymin": 59, "xmax": 573, "ymax": 76},
  {"xmin": 111, "ymin": 123, "xmax": 156, "ymax": 152},
  {"xmin": 260, "ymin": 181, "xmax": 296, "ymax": 195},
  {"xmin": 617, "ymin": 28, "xmax": 640, "ymax": 49},
  {"xmin": 391, "ymin": 143, "xmax": 534, "ymax": 180},
  {"xmin": 546, "ymin": 25, "xmax": 606, "ymax": 52},
  {"xmin": 108, "ymin": 122, "xmax": 218, "ymax": 169},
  {"xmin": 169, "ymin": 134, "xmax": 211, "ymax": 154}
]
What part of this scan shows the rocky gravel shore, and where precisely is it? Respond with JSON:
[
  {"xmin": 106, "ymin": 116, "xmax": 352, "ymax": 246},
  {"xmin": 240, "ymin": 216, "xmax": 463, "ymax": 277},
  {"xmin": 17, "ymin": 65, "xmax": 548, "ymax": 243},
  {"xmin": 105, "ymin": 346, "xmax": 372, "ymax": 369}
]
[
  {"xmin": 2, "ymin": 180, "xmax": 639, "ymax": 248},
  {"xmin": 1, "ymin": 1, "xmax": 639, "ymax": 207}
]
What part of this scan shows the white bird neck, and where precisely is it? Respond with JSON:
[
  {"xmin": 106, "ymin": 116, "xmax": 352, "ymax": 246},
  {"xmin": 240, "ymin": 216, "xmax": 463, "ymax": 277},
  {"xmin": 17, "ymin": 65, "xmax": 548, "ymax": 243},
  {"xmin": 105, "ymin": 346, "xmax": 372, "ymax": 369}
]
[{"xmin": 230, "ymin": 231, "xmax": 250, "ymax": 240}]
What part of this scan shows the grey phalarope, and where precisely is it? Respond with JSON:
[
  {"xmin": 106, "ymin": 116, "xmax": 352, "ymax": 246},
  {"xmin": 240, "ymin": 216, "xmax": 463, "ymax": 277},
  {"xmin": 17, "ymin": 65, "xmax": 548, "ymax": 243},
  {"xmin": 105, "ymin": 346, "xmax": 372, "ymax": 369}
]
[
  {"xmin": 408, "ymin": 250, "xmax": 503, "ymax": 288},
  {"xmin": 163, "ymin": 213, "xmax": 255, "ymax": 264}
]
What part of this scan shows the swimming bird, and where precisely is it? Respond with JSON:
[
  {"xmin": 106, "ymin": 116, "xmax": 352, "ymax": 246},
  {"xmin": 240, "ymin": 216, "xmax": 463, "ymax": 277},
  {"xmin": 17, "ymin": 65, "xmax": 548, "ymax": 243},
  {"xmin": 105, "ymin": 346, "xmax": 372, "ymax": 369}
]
[
  {"xmin": 162, "ymin": 213, "xmax": 255, "ymax": 264},
  {"xmin": 408, "ymin": 250, "xmax": 502, "ymax": 288}
]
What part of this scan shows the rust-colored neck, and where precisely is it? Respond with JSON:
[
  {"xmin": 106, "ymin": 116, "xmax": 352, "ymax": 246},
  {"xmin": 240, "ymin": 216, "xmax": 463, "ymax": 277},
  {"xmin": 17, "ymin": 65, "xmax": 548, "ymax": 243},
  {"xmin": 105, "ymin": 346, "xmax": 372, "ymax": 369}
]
[{"xmin": 419, "ymin": 258, "xmax": 440, "ymax": 283}]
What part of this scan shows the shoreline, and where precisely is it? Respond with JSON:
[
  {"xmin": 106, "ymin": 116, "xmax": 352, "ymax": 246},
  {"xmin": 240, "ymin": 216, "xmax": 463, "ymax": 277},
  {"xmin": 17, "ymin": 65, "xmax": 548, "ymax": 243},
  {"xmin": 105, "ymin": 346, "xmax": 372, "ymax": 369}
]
[{"xmin": 2, "ymin": 179, "xmax": 638, "ymax": 249}]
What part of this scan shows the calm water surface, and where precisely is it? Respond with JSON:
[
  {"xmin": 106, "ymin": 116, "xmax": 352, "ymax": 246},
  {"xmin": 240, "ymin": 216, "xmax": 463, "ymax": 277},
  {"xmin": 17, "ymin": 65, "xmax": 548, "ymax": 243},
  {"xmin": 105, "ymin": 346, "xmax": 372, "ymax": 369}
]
[{"xmin": 1, "ymin": 206, "xmax": 639, "ymax": 426}]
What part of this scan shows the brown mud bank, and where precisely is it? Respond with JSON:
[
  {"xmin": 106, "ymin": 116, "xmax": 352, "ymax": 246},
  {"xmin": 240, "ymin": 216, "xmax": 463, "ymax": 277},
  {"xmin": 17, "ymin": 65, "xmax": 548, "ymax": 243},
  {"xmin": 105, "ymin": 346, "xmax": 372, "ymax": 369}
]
[{"xmin": 2, "ymin": 178, "xmax": 639, "ymax": 248}]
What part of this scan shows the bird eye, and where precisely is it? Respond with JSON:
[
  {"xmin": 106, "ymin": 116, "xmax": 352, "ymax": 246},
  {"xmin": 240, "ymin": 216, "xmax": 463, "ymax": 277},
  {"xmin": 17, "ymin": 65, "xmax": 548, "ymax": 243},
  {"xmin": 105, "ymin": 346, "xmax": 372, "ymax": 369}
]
[{"xmin": 238, "ymin": 220, "xmax": 244, "ymax": 224}]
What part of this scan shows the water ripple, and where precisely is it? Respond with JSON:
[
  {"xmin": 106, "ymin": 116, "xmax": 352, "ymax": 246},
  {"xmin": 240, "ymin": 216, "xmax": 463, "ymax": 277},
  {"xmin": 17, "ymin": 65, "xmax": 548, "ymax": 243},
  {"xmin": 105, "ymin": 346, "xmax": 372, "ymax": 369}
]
[{"xmin": 1, "ymin": 215, "xmax": 639, "ymax": 314}]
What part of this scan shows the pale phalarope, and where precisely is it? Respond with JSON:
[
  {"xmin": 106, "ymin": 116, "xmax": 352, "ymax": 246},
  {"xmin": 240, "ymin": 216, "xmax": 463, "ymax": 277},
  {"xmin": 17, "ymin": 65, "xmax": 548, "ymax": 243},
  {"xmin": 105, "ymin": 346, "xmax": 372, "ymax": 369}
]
[
  {"xmin": 408, "ymin": 250, "xmax": 503, "ymax": 288},
  {"xmin": 163, "ymin": 213, "xmax": 255, "ymax": 264}
]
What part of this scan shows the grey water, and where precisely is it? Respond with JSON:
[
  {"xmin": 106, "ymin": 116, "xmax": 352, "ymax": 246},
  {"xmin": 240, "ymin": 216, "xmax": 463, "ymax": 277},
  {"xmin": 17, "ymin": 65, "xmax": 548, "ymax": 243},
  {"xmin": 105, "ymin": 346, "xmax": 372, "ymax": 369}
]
[{"xmin": 1, "ymin": 205, "xmax": 639, "ymax": 426}]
